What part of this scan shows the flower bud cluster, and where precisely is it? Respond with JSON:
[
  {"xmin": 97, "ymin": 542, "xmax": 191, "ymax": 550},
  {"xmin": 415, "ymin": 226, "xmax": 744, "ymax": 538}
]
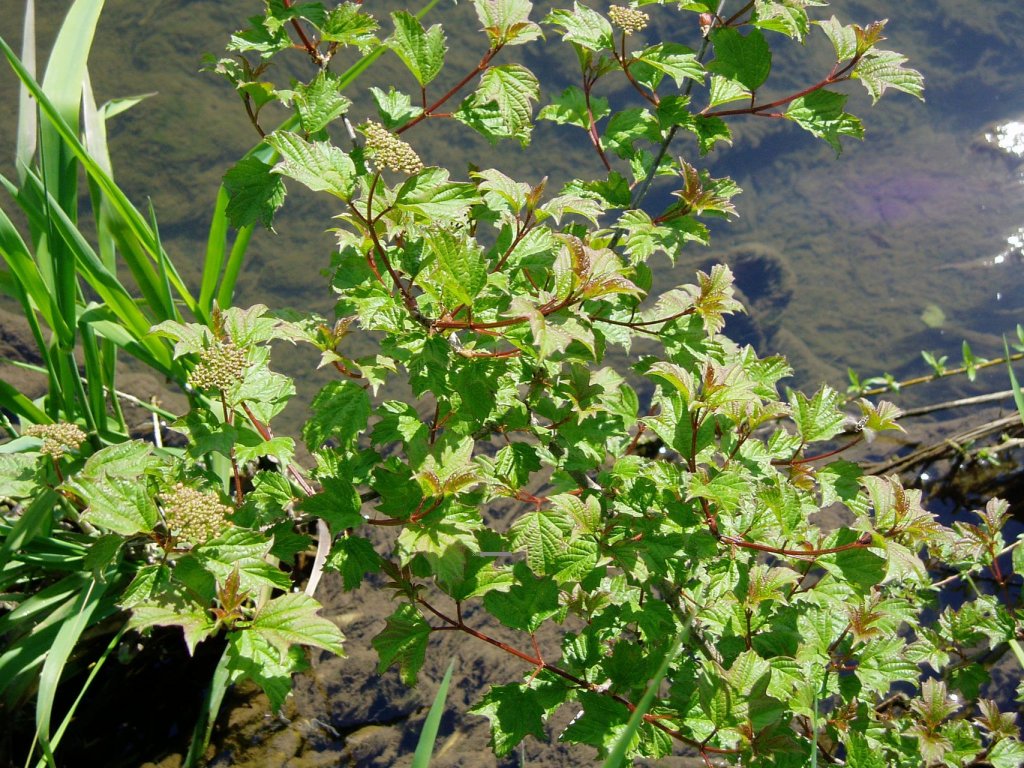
[
  {"xmin": 161, "ymin": 483, "xmax": 233, "ymax": 545},
  {"xmin": 25, "ymin": 422, "xmax": 87, "ymax": 459},
  {"xmin": 609, "ymin": 5, "xmax": 650, "ymax": 34},
  {"xmin": 362, "ymin": 121, "xmax": 424, "ymax": 175},
  {"xmin": 188, "ymin": 340, "xmax": 248, "ymax": 392}
]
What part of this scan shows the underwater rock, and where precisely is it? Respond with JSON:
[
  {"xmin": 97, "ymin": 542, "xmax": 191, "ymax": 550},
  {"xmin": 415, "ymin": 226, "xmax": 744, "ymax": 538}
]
[{"xmin": 700, "ymin": 241, "xmax": 795, "ymax": 349}]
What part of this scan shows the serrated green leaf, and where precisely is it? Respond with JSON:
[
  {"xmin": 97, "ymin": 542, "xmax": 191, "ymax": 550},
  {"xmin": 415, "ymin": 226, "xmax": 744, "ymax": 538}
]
[
  {"xmin": 854, "ymin": 49, "xmax": 925, "ymax": 103},
  {"xmin": 72, "ymin": 474, "xmax": 158, "ymax": 536},
  {"xmin": 268, "ymin": 131, "xmax": 358, "ymax": 199},
  {"xmin": 816, "ymin": 15, "xmax": 856, "ymax": 61},
  {"xmin": 483, "ymin": 563, "xmax": 559, "ymax": 632},
  {"xmin": 289, "ymin": 70, "xmax": 352, "ymax": 133},
  {"xmin": 320, "ymin": 2, "xmax": 380, "ymax": 52},
  {"xmin": 708, "ymin": 27, "xmax": 771, "ymax": 91},
  {"xmin": 634, "ymin": 43, "xmax": 703, "ymax": 88},
  {"xmin": 370, "ymin": 86, "xmax": 424, "ymax": 130},
  {"xmin": 602, "ymin": 107, "xmax": 660, "ymax": 158},
  {"xmin": 989, "ymin": 738, "xmax": 1024, "ymax": 768},
  {"xmin": 545, "ymin": 3, "xmax": 614, "ymax": 51},
  {"xmin": 474, "ymin": 0, "xmax": 542, "ymax": 46},
  {"xmin": 226, "ymin": 630, "xmax": 300, "ymax": 711},
  {"xmin": 688, "ymin": 469, "xmax": 750, "ymax": 513},
  {"xmin": 0, "ymin": 453, "xmax": 39, "ymax": 498},
  {"xmin": 373, "ymin": 602, "xmax": 432, "ymax": 686},
  {"xmin": 753, "ymin": 0, "xmax": 818, "ymax": 40},
  {"xmin": 470, "ymin": 684, "xmax": 547, "ymax": 756},
  {"xmin": 78, "ymin": 440, "xmax": 156, "ymax": 480},
  {"xmin": 193, "ymin": 528, "xmax": 291, "ymax": 592},
  {"xmin": 788, "ymin": 386, "xmax": 846, "ymax": 443},
  {"xmin": 394, "ymin": 168, "xmax": 481, "ymax": 221},
  {"xmin": 562, "ymin": 690, "xmax": 630, "ymax": 750},
  {"xmin": 785, "ymin": 89, "xmax": 864, "ymax": 154},
  {"xmin": 509, "ymin": 508, "xmax": 571, "ymax": 575},
  {"xmin": 827, "ymin": 543, "xmax": 886, "ymax": 590},
  {"xmin": 538, "ymin": 86, "xmax": 609, "ymax": 130},
  {"xmin": 297, "ymin": 475, "xmax": 364, "ymax": 530},
  {"xmin": 128, "ymin": 597, "xmax": 216, "ymax": 655},
  {"xmin": 690, "ymin": 115, "xmax": 731, "ymax": 155},
  {"xmin": 223, "ymin": 156, "xmax": 286, "ymax": 229},
  {"xmin": 708, "ymin": 75, "xmax": 749, "ymax": 108},
  {"xmin": 302, "ymin": 380, "xmax": 371, "ymax": 451},
  {"xmin": 388, "ymin": 10, "xmax": 446, "ymax": 86},
  {"xmin": 425, "ymin": 228, "xmax": 487, "ymax": 307},
  {"xmin": 461, "ymin": 64, "xmax": 540, "ymax": 147},
  {"xmin": 251, "ymin": 592, "xmax": 346, "ymax": 657}
]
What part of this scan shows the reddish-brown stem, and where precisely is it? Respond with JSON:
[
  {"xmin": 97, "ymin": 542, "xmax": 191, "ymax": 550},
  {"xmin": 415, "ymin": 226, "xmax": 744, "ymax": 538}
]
[
  {"xmin": 429, "ymin": 401, "xmax": 442, "ymax": 444},
  {"xmin": 221, "ymin": 392, "xmax": 244, "ymax": 505},
  {"xmin": 332, "ymin": 359, "xmax": 364, "ymax": 380},
  {"xmin": 416, "ymin": 597, "xmax": 738, "ymax": 755},
  {"xmin": 774, "ymin": 435, "xmax": 863, "ymax": 466},
  {"xmin": 398, "ymin": 46, "xmax": 504, "ymax": 134},
  {"xmin": 242, "ymin": 95, "xmax": 266, "ymax": 138},
  {"xmin": 458, "ymin": 347, "xmax": 522, "ymax": 359},
  {"xmin": 281, "ymin": 0, "xmax": 322, "ymax": 65},
  {"xmin": 723, "ymin": 0, "xmax": 754, "ymax": 26},
  {"xmin": 615, "ymin": 36, "xmax": 659, "ymax": 108},
  {"xmin": 703, "ymin": 60, "xmax": 858, "ymax": 119},
  {"xmin": 590, "ymin": 307, "xmax": 696, "ymax": 329},
  {"xmin": 721, "ymin": 532, "xmax": 873, "ymax": 559},
  {"xmin": 367, "ymin": 497, "xmax": 443, "ymax": 527},
  {"xmin": 492, "ymin": 213, "xmax": 534, "ymax": 274},
  {"xmin": 584, "ymin": 80, "xmax": 613, "ymax": 172},
  {"xmin": 356, "ymin": 178, "xmax": 431, "ymax": 326},
  {"xmin": 240, "ymin": 401, "xmax": 316, "ymax": 497},
  {"xmin": 433, "ymin": 292, "xmax": 577, "ymax": 331}
]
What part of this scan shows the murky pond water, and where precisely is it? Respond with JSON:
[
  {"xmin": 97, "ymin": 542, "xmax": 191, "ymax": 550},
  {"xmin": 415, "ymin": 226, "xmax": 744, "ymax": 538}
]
[
  {"xmin": 4, "ymin": 0, "xmax": 1023, "ymax": 394},
  {"xmin": 2, "ymin": 0, "xmax": 1024, "ymax": 765}
]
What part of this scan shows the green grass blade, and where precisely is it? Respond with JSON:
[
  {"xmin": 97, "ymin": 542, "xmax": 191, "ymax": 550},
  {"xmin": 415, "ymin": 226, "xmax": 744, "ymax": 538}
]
[
  {"xmin": 1004, "ymin": 336, "xmax": 1024, "ymax": 426},
  {"xmin": 0, "ymin": 35, "xmax": 199, "ymax": 315},
  {"xmin": 38, "ymin": 0, "xmax": 105, "ymax": 220},
  {"xmin": 15, "ymin": 0, "xmax": 36, "ymax": 182},
  {"xmin": 183, "ymin": 646, "xmax": 233, "ymax": 768},
  {"xmin": 0, "ymin": 487, "xmax": 58, "ymax": 568},
  {"xmin": 0, "ymin": 200, "xmax": 66, "ymax": 338},
  {"xmin": 35, "ymin": 624, "xmax": 128, "ymax": 768},
  {"xmin": 78, "ymin": 321, "xmax": 117, "ymax": 434},
  {"xmin": 0, "ymin": 376, "xmax": 49, "ymax": 424},
  {"xmin": 601, "ymin": 631, "xmax": 685, "ymax": 768},
  {"xmin": 33, "ymin": 578, "xmax": 107, "ymax": 762},
  {"xmin": 216, "ymin": 224, "xmax": 254, "ymax": 309},
  {"xmin": 200, "ymin": 186, "xmax": 230, "ymax": 314},
  {"xmin": 14, "ymin": 169, "xmax": 173, "ymax": 368},
  {"xmin": 412, "ymin": 659, "xmax": 456, "ymax": 768},
  {"xmin": 148, "ymin": 198, "xmax": 179, "ymax": 322}
]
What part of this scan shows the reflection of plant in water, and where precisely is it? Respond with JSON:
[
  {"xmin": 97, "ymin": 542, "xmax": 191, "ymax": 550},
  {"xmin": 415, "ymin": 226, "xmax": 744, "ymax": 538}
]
[{"xmin": 3, "ymin": 1, "xmax": 1024, "ymax": 767}]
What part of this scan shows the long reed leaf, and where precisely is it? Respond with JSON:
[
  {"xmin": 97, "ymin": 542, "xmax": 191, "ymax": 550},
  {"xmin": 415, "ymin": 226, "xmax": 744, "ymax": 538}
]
[
  {"xmin": 183, "ymin": 646, "xmax": 233, "ymax": 768},
  {"xmin": 38, "ymin": 0, "xmax": 105, "ymax": 218},
  {"xmin": 0, "ymin": 36, "xmax": 199, "ymax": 315},
  {"xmin": 15, "ymin": 0, "xmax": 36, "ymax": 182},
  {"xmin": 0, "ymin": 204, "xmax": 65, "ymax": 337},
  {"xmin": 1003, "ymin": 337, "xmax": 1024, "ymax": 426},
  {"xmin": 411, "ymin": 659, "xmax": 456, "ymax": 768},
  {"xmin": 9, "ymin": 171, "xmax": 174, "ymax": 370},
  {"xmin": 34, "ymin": 625, "xmax": 128, "ymax": 768},
  {"xmin": 601, "ymin": 630, "xmax": 685, "ymax": 768},
  {"xmin": 33, "ymin": 579, "xmax": 107, "ymax": 762}
]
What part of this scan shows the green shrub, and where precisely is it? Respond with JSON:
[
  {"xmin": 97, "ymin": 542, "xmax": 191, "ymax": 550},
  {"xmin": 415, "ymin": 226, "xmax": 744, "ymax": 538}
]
[{"xmin": 3, "ymin": 1, "xmax": 1023, "ymax": 767}]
